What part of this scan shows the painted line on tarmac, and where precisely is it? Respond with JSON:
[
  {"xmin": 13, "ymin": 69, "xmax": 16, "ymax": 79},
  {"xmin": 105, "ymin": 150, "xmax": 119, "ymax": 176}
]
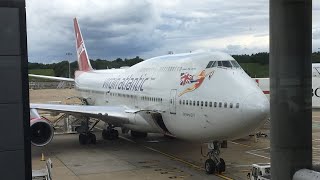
[
  {"xmin": 246, "ymin": 151, "xmax": 270, "ymax": 160},
  {"xmin": 246, "ymin": 147, "xmax": 270, "ymax": 160},
  {"xmin": 229, "ymin": 141, "xmax": 251, "ymax": 148},
  {"xmin": 248, "ymin": 147, "xmax": 270, "ymax": 152},
  {"xmin": 119, "ymin": 136, "xmax": 233, "ymax": 180}
]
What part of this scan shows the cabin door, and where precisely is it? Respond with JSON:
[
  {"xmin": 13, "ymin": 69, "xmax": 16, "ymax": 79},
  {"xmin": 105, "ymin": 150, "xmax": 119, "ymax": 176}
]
[{"xmin": 169, "ymin": 89, "xmax": 177, "ymax": 114}]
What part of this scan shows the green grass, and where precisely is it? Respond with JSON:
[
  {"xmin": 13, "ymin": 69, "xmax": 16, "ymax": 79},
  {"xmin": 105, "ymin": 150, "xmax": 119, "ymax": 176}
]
[
  {"xmin": 29, "ymin": 69, "xmax": 55, "ymax": 81},
  {"xmin": 239, "ymin": 63, "xmax": 269, "ymax": 78}
]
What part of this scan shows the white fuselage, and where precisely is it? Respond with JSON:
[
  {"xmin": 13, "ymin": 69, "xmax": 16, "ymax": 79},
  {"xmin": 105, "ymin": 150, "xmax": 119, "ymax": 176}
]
[
  {"xmin": 74, "ymin": 51, "xmax": 269, "ymax": 142},
  {"xmin": 256, "ymin": 63, "xmax": 320, "ymax": 109}
]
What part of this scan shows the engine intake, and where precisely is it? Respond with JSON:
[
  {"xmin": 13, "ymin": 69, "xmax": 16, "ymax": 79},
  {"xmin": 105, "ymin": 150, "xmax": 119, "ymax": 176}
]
[{"xmin": 30, "ymin": 118, "xmax": 54, "ymax": 147}]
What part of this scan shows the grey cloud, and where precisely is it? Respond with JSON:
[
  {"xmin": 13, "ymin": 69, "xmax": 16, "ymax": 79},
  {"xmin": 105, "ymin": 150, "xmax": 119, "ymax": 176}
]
[
  {"xmin": 314, "ymin": 29, "xmax": 320, "ymax": 40},
  {"xmin": 26, "ymin": 0, "xmax": 320, "ymax": 63}
]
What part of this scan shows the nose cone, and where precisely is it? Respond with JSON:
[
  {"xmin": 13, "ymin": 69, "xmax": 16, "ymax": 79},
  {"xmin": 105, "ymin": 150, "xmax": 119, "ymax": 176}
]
[{"xmin": 243, "ymin": 92, "xmax": 270, "ymax": 130}]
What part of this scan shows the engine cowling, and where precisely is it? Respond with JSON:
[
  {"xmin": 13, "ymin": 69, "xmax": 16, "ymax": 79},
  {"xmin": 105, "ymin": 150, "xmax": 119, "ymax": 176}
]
[{"xmin": 30, "ymin": 118, "xmax": 54, "ymax": 147}]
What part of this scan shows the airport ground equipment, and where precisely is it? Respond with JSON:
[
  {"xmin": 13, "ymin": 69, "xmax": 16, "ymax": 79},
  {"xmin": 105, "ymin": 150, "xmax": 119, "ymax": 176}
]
[
  {"xmin": 32, "ymin": 158, "xmax": 53, "ymax": 180},
  {"xmin": 247, "ymin": 163, "xmax": 270, "ymax": 180}
]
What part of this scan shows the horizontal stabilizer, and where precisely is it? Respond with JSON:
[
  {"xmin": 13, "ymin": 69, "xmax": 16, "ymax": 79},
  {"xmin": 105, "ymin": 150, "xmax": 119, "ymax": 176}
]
[{"xmin": 29, "ymin": 74, "xmax": 74, "ymax": 82}]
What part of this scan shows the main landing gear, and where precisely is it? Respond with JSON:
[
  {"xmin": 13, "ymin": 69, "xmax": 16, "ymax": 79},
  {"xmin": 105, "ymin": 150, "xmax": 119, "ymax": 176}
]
[
  {"xmin": 79, "ymin": 133, "xmax": 96, "ymax": 145},
  {"xmin": 76, "ymin": 118, "xmax": 97, "ymax": 145},
  {"xmin": 204, "ymin": 142, "xmax": 226, "ymax": 174},
  {"xmin": 102, "ymin": 125, "xmax": 119, "ymax": 140},
  {"xmin": 130, "ymin": 130, "xmax": 148, "ymax": 138}
]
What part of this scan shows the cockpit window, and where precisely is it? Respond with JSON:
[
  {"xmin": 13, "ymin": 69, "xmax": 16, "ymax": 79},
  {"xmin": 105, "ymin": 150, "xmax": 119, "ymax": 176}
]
[
  {"xmin": 206, "ymin": 61, "xmax": 214, "ymax": 68},
  {"xmin": 231, "ymin": 60, "xmax": 241, "ymax": 68},
  {"xmin": 211, "ymin": 60, "xmax": 241, "ymax": 69},
  {"xmin": 212, "ymin": 61, "xmax": 217, "ymax": 67},
  {"xmin": 222, "ymin": 61, "xmax": 232, "ymax": 68}
]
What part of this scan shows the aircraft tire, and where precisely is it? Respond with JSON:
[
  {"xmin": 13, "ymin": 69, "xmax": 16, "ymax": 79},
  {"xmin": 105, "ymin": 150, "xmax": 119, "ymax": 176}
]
[
  {"xmin": 89, "ymin": 133, "xmax": 96, "ymax": 144},
  {"xmin": 218, "ymin": 158, "xmax": 226, "ymax": 173},
  {"xmin": 79, "ymin": 134, "xmax": 87, "ymax": 145},
  {"xmin": 131, "ymin": 131, "xmax": 147, "ymax": 138},
  {"xmin": 102, "ymin": 129, "xmax": 119, "ymax": 140},
  {"xmin": 205, "ymin": 159, "xmax": 215, "ymax": 174},
  {"xmin": 112, "ymin": 129, "xmax": 119, "ymax": 139},
  {"xmin": 102, "ymin": 129, "xmax": 108, "ymax": 140}
]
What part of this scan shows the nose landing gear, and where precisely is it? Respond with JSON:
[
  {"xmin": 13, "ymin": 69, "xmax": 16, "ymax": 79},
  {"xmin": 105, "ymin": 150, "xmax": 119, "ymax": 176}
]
[{"xmin": 204, "ymin": 142, "xmax": 226, "ymax": 174}]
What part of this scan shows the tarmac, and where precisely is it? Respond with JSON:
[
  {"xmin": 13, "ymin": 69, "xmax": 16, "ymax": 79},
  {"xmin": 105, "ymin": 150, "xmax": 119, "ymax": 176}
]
[{"xmin": 30, "ymin": 89, "xmax": 320, "ymax": 180}]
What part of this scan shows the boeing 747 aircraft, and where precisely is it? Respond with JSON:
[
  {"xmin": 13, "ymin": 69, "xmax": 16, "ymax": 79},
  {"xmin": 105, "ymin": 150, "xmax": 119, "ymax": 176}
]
[{"xmin": 29, "ymin": 18, "xmax": 269, "ymax": 174}]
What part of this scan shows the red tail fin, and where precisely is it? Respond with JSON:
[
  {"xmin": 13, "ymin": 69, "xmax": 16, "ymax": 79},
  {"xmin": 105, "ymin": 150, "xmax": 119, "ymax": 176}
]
[{"xmin": 73, "ymin": 18, "xmax": 93, "ymax": 72}]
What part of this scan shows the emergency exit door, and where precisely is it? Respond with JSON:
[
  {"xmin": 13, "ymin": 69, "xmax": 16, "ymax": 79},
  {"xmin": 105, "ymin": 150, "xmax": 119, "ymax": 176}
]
[{"xmin": 170, "ymin": 89, "xmax": 177, "ymax": 114}]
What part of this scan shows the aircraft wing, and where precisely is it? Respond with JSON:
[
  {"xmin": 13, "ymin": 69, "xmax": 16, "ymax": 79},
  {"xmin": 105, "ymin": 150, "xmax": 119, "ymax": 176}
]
[
  {"xmin": 30, "ymin": 103, "xmax": 139, "ymax": 125},
  {"xmin": 29, "ymin": 74, "xmax": 74, "ymax": 82}
]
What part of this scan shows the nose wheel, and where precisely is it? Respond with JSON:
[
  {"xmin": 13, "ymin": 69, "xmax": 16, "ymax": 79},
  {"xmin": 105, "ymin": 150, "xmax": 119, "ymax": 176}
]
[{"xmin": 204, "ymin": 142, "xmax": 226, "ymax": 174}]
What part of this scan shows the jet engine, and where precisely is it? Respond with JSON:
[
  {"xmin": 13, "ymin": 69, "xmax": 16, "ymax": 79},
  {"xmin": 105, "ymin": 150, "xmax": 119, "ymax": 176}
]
[{"xmin": 30, "ymin": 118, "xmax": 54, "ymax": 147}]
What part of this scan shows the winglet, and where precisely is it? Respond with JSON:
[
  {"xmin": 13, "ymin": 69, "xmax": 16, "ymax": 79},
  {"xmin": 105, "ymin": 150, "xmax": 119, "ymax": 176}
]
[{"xmin": 73, "ymin": 18, "xmax": 93, "ymax": 72}]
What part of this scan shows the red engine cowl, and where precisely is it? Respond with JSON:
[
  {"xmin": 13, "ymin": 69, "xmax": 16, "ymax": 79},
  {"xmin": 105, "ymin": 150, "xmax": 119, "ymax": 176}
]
[{"xmin": 30, "ymin": 118, "xmax": 54, "ymax": 147}]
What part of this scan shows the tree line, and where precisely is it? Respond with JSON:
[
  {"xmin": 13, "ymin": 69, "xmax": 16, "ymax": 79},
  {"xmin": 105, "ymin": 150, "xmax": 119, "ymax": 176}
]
[
  {"xmin": 29, "ymin": 52, "xmax": 320, "ymax": 78},
  {"xmin": 29, "ymin": 56, "xmax": 144, "ymax": 78}
]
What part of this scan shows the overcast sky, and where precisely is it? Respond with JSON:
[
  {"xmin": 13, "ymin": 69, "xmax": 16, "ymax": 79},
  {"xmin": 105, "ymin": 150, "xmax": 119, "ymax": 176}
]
[{"xmin": 26, "ymin": 0, "xmax": 320, "ymax": 63}]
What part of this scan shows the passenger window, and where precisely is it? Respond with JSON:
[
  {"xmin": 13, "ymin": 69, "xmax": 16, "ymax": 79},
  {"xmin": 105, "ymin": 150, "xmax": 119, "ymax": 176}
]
[
  {"xmin": 219, "ymin": 102, "xmax": 222, "ymax": 107},
  {"xmin": 222, "ymin": 61, "xmax": 232, "ymax": 68},
  {"xmin": 214, "ymin": 102, "xmax": 217, "ymax": 107},
  {"xmin": 224, "ymin": 103, "xmax": 227, "ymax": 108},
  {"xmin": 197, "ymin": 101, "xmax": 200, "ymax": 106},
  {"xmin": 201, "ymin": 101, "xmax": 203, "ymax": 106},
  {"xmin": 205, "ymin": 101, "xmax": 208, "ymax": 107},
  {"xmin": 193, "ymin": 101, "xmax": 196, "ymax": 106},
  {"xmin": 230, "ymin": 103, "xmax": 233, "ymax": 108},
  {"xmin": 190, "ymin": 100, "xmax": 192, "ymax": 106},
  {"xmin": 218, "ymin": 61, "xmax": 222, "ymax": 66},
  {"xmin": 206, "ymin": 61, "xmax": 214, "ymax": 68},
  {"xmin": 209, "ymin": 102, "xmax": 212, "ymax": 107},
  {"xmin": 236, "ymin": 103, "xmax": 240, "ymax": 108},
  {"xmin": 186, "ymin": 100, "xmax": 189, "ymax": 105},
  {"xmin": 183, "ymin": 100, "xmax": 185, "ymax": 105},
  {"xmin": 179, "ymin": 100, "xmax": 181, "ymax": 104}
]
